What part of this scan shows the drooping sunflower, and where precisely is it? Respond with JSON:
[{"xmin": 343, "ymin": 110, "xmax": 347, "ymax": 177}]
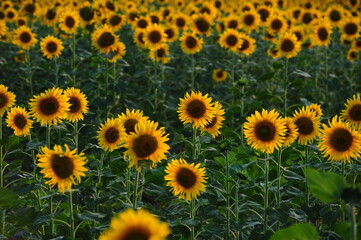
[
  {"xmin": 238, "ymin": 33, "xmax": 256, "ymax": 56},
  {"xmin": 6, "ymin": 106, "xmax": 33, "ymax": 137},
  {"xmin": 92, "ymin": 24, "xmax": 118, "ymax": 54},
  {"xmin": 341, "ymin": 94, "xmax": 361, "ymax": 130},
  {"xmin": 307, "ymin": 103, "xmax": 323, "ymax": 119},
  {"xmin": 108, "ymin": 41, "xmax": 126, "ymax": 63},
  {"xmin": 179, "ymin": 32, "xmax": 203, "ymax": 54},
  {"xmin": 149, "ymin": 43, "xmax": 171, "ymax": 64},
  {"xmin": 29, "ymin": 88, "xmax": 70, "ymax": 126},
  {"xmin": 164, "ymin": 158, "xmax": 207, "ymax": 201},
  {"xmin": 97, "ymin": 118, "xmax": 125, "ymax": 152},
  {"xmin": 340, "ymin": 17, "xmax": 360, "ymax": 41},
  {"xmin": 276, "ymin": 32, "xmax": 301, "ymax": 59},
  {"xmin": 37, "ymin": 144, "xmax": 87, "ymax": 193},
  {"xmin": 12, "ymin": 25, "xmax": 37, "ymax": 50},
  {"xmin": 64, "ymin": 87, "xmax": 89, "ymax": 122},
  {"xmin": 218, "ymin": 29, "xmax": 243, "ymax": 52},
  {"xmin": 117, "ymin": 109, "xmax": 149, "ymax": 135},
  {"xmin": 14, "ymin": 50, "xmax": 28, "ymax": 63},
  {"xmin": 212, "ymin": 69, "xmax": 228, "ymax": 82},
  {"xmin": 312, "ymin": 20, "xmax": 332, "ymax": 46},
  {"xmin": 58, "ymin": 9, "xmax": 80, "ymax": 35},
  {"xmin": 178, "ymin": 91, "xmax": 215, "ymax": 128},
  {"xmin": 318, "ymin": 116, "xmax": 361, "ymax": 163},
  {"xmin": 200, "ymin": 101, "xmax": 225, "ymax": 138},
  {"xmin": 99, "ymin": 208, "xmax": 170, "ymax": 240},
  {"xmin": 293, "ymin": 107, "xmax": 320, "ymax": 145},
  {"xmin": 123, "ymin": 120, "xmax": 170, "ymax": 170},
  {"xmin": 40, "ymin": 35, "xmax": 64, "ymax": 60},
  {"xmin": 281, "ymin": 117, "xmax": 299, "ymax": 147},
  {"xmin": 244, "ymin": 109, "xmax": 286, "ymax": 154},
  {"xmin": 0, "ymin": 84, "xmax": 16, "ymax": 116},
  {"xmin": 240, "ymin": 9, "xmax": 260, "ymax": 33}
]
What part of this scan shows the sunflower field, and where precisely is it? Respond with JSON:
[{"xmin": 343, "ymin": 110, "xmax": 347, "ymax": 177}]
[{"xmin": 1, "ymin": 0, "xmax": 361, "ymax": 239}]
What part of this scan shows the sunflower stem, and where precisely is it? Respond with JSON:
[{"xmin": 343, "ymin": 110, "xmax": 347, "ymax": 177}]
[
  {"xmin": 71, "ymin": 35, "xmax": 76, "ymax": 86},
  {"xmin": 54, "ymin": 57, "xmax": 59, "ymax": 87},
  {"xmin": 240, "ymin": 85, "xmax": 245, "ymax": 146},
  {"xmin": 46, "ymin": 125, "xmax": 55, "ymax": 235},
  {"xmin": 276, "ymin": 148, "xmax": 283, "ymax": 230},
  {"xmin": 350, "ymin": 202, "xmax": 357, "ymax": 240},
  {"xmin": 190, "ymin": 54, "xmax": 195, "ymax": 90},
  {"xmin": 284, "ymin": 58, "xmax": 288, "ymax": 116},
  {"xmin": 74, "ymin": 121, "xmax": 78, "ymax": 154},
  {"xmin": 225, "ymin": 150, "xmax": 231, "ymax": 240},
  {"xmin": 153, "ymin": 52, "xmax": 158, "ymax": 111},
  {"xmin": 192, "ymin": 127, "xmax": 198, "ymax": 160},
  {"xmin": 133, "ymin": 169, "xmax": 140, "ymax": 209},
  {"xmin": 305, "ymin": 145, "xmax": 310, "ymax": 208},
  {"xmin": 235, "ymin": 179, "xmax": 240, "ymax": 239},
  {"xmin": 263, "ymin": 154, "xmax": 270, "ymax": 235},
  {"xmin": 190, "ymin": 198, "xmax": 196, "ymax": 240},
  {"xmin": 69, "ymin": 190, "xmax": 75, "ymax": 240},
  {"xmin": 0, "ymin": 116, "xmax": 4, "ymax": 236},
  {"xmin": 25, "ymin": 50, "xmax": 33, "ymax": 97}
]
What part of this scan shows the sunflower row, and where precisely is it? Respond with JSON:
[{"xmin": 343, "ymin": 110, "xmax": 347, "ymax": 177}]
[
  {"xmin": 0, "ymin": 0, "xmax": 360, "ymax": 64},
  {"xmin": 244, "ymin": 95, "xmax": 361, "ymax": 164}
]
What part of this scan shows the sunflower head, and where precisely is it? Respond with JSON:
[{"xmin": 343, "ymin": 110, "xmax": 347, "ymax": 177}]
[
  {"xmin": 201, "ymin": 101, "xmax": 225, "ymax": 138},
  {"xmin": 318, "ymin": 116, "xmax": 361, "ymax": 163},
  {"xmin": 218, "ymin": 29, "xmax": 243, "ymax": 52},
  {"xmin": 238, "ymin": 33, "xmax": 256, "ymax": 56},
  {"xmin": 312, "ymin": 20, "xmax": 332, "ymax": 46},
  {"xmin": 29, "ymin": 88, "xmax": 70, "ymax": 126},
  {"xmin": 37, "ymin": 144, "xmax": 88, "ymax": 193},
  {"xmin": 292, "ymin": 107, "xmax": 320, "ymax": 145},
  {"xmin": 117, "ymin": 108, "xmax": 149, "ymax": 135},
  {"xmin": 97, "ymin": 118, "xmax": 125, "ymax": 152},
  {"xmin": 307, "ymin": 104, "xmax": 323, "ymax": 119},
  {"xmin": 6, "ymin": 106, "xmax": 33, "ymax": 136},
  {"xmin": 0, "ymin": 84, "xmax": 16, "ymax": 116},
  {"xmin": 12, "ymin": 25, "xmax": 37, "ymax": 50},
  {"xmin": 179, "ymin": 32, "xmax": 204, "ymax": 54},
  {"xmin": 212, "ymin": 69, "xmax": 228, "ymax": 82},
  {"xmin": 149, "ymin": 43, "xmax": 171, "ymax": 64},
  {"xmin": 58, "ymin": 9, "xmax": 80, "ymax": 35},
  {"xmin": 192, "ymin": 13, "xmax": 213, "ymax": 36},
  {"xmin": 64, "ymin": 87, "xmax": 89, "ymax": 122},
  {"xmin": 99, "ymin": 208, "xmax": 170, "ymax": 240},
  {"xmin": 164, "ymin": 158, "xmax": 207, "ymax": 201},
  {"xmin": 40, "ymin": 35, "xmax": 64, "ymax": 59},
  {"xmin": 92, "ymin": 24, "xmax": 118, "ymax": 54},
  {"xmin": 143, "ymin": 23, "xmax": 167, "ymax": 50},
  {"xmin": 108, "ymin": 41, "xmax": 126, "ymax": 63},
  {"xmin": 281, "ymin": 117, "xmax": 299, "ymax": 147},
  {"xmin": 276, "ymin": 32, "xmax": 301, "ymax": 59},
  {"xmin": 341, "ymin": 94, "xmax": 361, "ymax": 130},
  {"xmin": 244, "ymin": 109, "xmax": 286, "ymax": 153},
  {"xmin": 347, "ymin": 48, "xmax": 358, "ymax": 61}
]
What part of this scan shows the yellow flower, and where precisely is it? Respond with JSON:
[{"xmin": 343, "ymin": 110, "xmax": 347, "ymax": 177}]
[
  {"xmin": 12, "ymin": 26, "xmax": 37, "ymax": 50},
  {"xmin": 212, "ymin": 69, "xmax": 228, "ymax": 82},
  {"xmin": 6, "ymin": 106, "xmax": 33, "ymax": 136},
  {"xmin": 149, "ymin": 43, "xmax": 171, "ymax": 64},
  {"xmin": 97, "ymin": 118, "xmax": 125, "ymax": 152},
  {"xmin": 108, "ymin": 41, "xmax": 126, "ymax": 63},
  {"xmin": 281, "ymin": 117, "xmax": 299, "ymax": 147},
  {"xmin": 240, "ymin": 9, "xmax": 260, "ymax": 33},
  {"xmin": 143, "ymin": 24, "xmax": 167, "ymax": 50},
  {"xmin": 237, "ymin": 33, "xmax": 256, "ymax": 56},
  {"xmin": 40, "ymin": 35, "xmax": 64, "ymax": 59},
  {"xmin": 293, "ymin": 107, "xmax": 320, "ymax": 145},
  {"xmin": 64, "ymin": 87, "xmax": 89, "ymax": 122},
  {"xmin": 312, "ymin": 20, "xmax": 332, "ymax": 47},
  {"xmin": 179, "ymin": 32, "xmax": 203, "ymax": 54},
  {"xmin": 191, "ymin": 13, "xmax": 213, "ymax": 36},
  {"xmin": 218, "ymin": 29, "xmax": 243, "ymax": 52},
  {"xmin": 276, "ymin": 32, "xmax": 301, "ymax": 59},
  {"xmin": 0, "ymin": 84, "xmax": 16, "ymax": 116},
  {"xmin": 58, "ymin": 9, "xmax": 80, "ymax": 35},
  {"xmin": 37, "ymin": 144, "xmax": 87, "ymax": 193},
  {"xmin": 341, "ymin": 94, "xmax": 361, "ymax": 130},
  {"xmin": 92, "ymin": 24, "xmax": 118, "ymax": 54},
  {"xmin": 117, "ymin": 109, "xmax": 149, "ymax": 135},
  {"xmin": 201, "ymin": 101, "xmax": 225, "ymax": 138}
]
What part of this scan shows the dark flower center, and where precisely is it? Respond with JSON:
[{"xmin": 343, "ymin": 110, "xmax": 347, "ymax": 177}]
[
  {"xmin": 216, "ymin": 70, "xmax": 224, "ymax": 78},
  {"xmin": 18, "ymin": 19, "xmax": 26, "ymax": 26},
  {"xmin": 133, "ymin": 134, "xmax": 158, "ymax": 158},
  {"xmin": 69, "ymin": 97, "xmax": 81, "ymax": 113},
  {"xmin": 255, "ymin": 120, "xmax": 276, "ymax": 141},
  {"xmin": 156, "ymin": 48, "xmax": 166, "ymax": 58},
  {"xmin": 294, "ymin": 31, "xmax": 303, "ymax": 41},
  {"xmin": 187, "ymin": 100, "xmax": 206, "ymax": 118},
  {"xmin": 46, "ymin": 9, "xmax": 56, "ymax": 20},
  {"xmin": 14, "ymin": 114, "xmax": 26, "ymax": 129},
  {"xmin": 185, "ymin": 36, "xmax": 197, "ymax": 48},
  {"xmin": 137, "ymin": 32, "xmax": 145, "ymax": 44},
  {"xmin": 226, "ymin": 35, "xmax": 238, "ymax": 47},
  {"xmin": 97, "ymin": 32, "xmax": 115, "ymax": 48},
  {"xmin": 344, "ymin": 23, "xmax": 358, "ymax": 35},
  {"xmin": 150, "ymin": 15, "xmax": 160, "ymax": 24},
  {"xmin": 176, "ymin": 167, "xmax": 197, "ymax": 189},
  {"xmin": 302, "ymin": 12, "xmax": 312, "ymax": 24},
  {"xmin": 79, "ymin": 7, "xmax": 94, "ymax": 21},
  {"xmin": 295, "ymin": 117, "xmax": 314, "ymax": 135},
  {"xmin": 195, "ymin": 18, "xmax": 210, "ymax": 33},
  {"xmin": 165, "ymin": 28, "xmax": 174, "ymax": 39},
  {"xmin": 137, "ymin": 19, "xmax": 148, "ymax": 29},
  {"xmin": 129, "ymin": 12, "xmax": 138, "ymax": 21},
  {"xmin": 228, "ymin": 20, "xmax": 238, "ymax": 29},
  {"xmin": 0, "ymin": 94, "xmax": 8, "ymax": 109},
  {"xmin": 25, "ymin": 4, "xmax": 35, "ymax": 14},
  {"xmin": 65, "ymin": 16, "xmax": 75, "ymax": 28},
  {"xmin": 123, "ymin": 228, "xmax": 151, "ymax": 240},
  {"xmin": 51, "ymin": 155, "xmax": 74, "ymax": 179},
  {"xmin": 106, "ymin": 1, "xmax": 115, "ymax": 11},
  {"xmin": 330, "ymin": 128, "xmax": 353, "ymax": 152},
  {"xmin": 350, "ymin": 51, "xmax": 357, "ymax": 59},
  {"xmin": 124, "ymin": 119, "xmax": 138, "ymax": 134},
  {"xmin": 280, "ymin": 39, "xmax": 295, "ymax": 52},
  {"xmin": 258, "ymin": 9, "xmax": 270, "ymax": 22},
  {"xmin": 271, "ymin": 19, "xmax": 282, "ymax": 30},
  {"xmin": 205, "ymin": 116, "xmax": 217, "ymax": 129},
  {"xmin": 239, "ymin": 39, "xmax": 250, "ymax": 51},
  {"xmin": 200, "ymin": 6, "xmax": 211, "ymax": 15},
  {"xmin": 330, "ymin": 10, "xmax": 341, "ymax": 22},
  {"xmin": 215, "ymin": 0, "xmax": 221, "ymax": 8},
  {"xmin": 7, "ymin": 11, "xmax": 14, "ymax": 19},
  {"xmin": 0, "ymin": 12, "xmax": 4, "ymax": 20},
  {"xmin": 176, "ymin": 18, "xmax": 186, "ymax": 28},
  {"xmin": 20, "ymin": 32, "xmax": 31, "ymax": 43},
  {"xmin": 105, "ymin": 127, "xmax": 120, "ymax": 143},
  {"xmin": 148, "ymin": 30, "xmax": 162, "ymax": 44},
  {"xmin": 244, "ymin": 14, "xmax": 255, "ymax": 26},
  {"xmin": 39, "ymin": 97, "xmax": 60, "ymax": 115},
  {"xmin": 293, "ymin": 9, "xmax": 301, "ymax": 19},
  {"xmin": 349, "ymin": 104, "xmax": 361, "ymax": 120},
  {"xmin": 318, "ymin": 27, "xmax": 328, "ymax": 41},
  {"xmin": 163, "ymin": 9, "xmax": 170, "ymax": 18},
  {"xmin": 46, "ymin": 41, "xmax": 58, "ymax": 53},
  {"xmin": 110, "ymin": 15, "xmax": 121, "ymax": 26}
]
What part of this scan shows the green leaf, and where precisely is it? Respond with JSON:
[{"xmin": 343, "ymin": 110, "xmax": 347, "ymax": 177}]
[
  {"xmin": 304, "ymin": 168, "xmax": 346, "ymax": 203},
  {"xmin": 270, "ymin": 223, "xmax": 319, "ymax": 240},
  {"xmin": 0, "ymin": 187, "xmax": 19, "ymax": 207},
  {"xmin": 334, "ymin": 222, "xmax": 350, "ymax": 240},
  {"xmin": 76, "ymin": 211, "xmax": 106, "ymax": 222}
]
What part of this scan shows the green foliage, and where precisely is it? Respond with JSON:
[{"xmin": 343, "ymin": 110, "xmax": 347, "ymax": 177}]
[{"xmin": 270, "ymin": 223, "xmax": 319, "ymax": 240}]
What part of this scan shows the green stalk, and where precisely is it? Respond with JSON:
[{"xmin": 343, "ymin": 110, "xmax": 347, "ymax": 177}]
[
  {"xmin": 225, "ymin": 151, "xmax": 230, "ymax": 239},
  {"xmin": 69, "ymin": 190, "xmax": 75, "ymax": 240},
  {"xmin": 54, "ymin": 57, "xmax": 59, "ymax": 87},
  {"xmin": 277, "ymin": 148, "xmax": 283, "ymax": 209},
  {"xmin": 153, "ymin": 52, "xmax": 158, "ymax": 111},
  {"xmin": 191, "ymin": 54, "xmax": 195, "ymax": 90},
  {"xmin": 74, "ymin": 121, "xmax": 78, "ymax": 154},
  {"xmin": 192, "ymin": 127, "xmax": 198, "ymax": 160},
  {"xmin": 46, "ymin": 125, "xmax": 55, "ymax": 235},
  {"xmin": 235, "ymin": 179, "xmax": 240, "ymax": 239},
  {"xmin": 240, "ymin": 85, "xmax": 245, "ymax": 146},
  {"xmin": 284, "ymin": 58, "xmax": 288, "ymax": 116},
  {"xmin": 305, "ymin": 146, "xmax": 310, "ymax": 207},
  {"xmin": 350, "ymin": 203, "xmax": 357, "ymax": 240},
  {"xmin": 190, "ymin": 198, "xmax": 195, "ymax": 240},
  {"xmin": 0, "ymin": 116, "xmax": 4, "ymax": 236},
  {"xmin": 26, "ymin": 50, "xmax": 33, "ymax": 97},
  {"xmin": 263, "ymin": 154, "xmax": 269, "ymax": 235},
  {"xmin": 132, "ymin": 170, "xmax": 140, "ymax": 209}
]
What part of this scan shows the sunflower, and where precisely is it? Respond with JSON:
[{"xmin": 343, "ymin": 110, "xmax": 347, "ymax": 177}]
[
  {"xmin": 312, "ymin": 20, "xmax": 332, "ymax": 46},
  {"xmin": 117, "ymin": 109, "xmax": 148, "ymax": 136},
  {"xmin": 212, "ymin": 69, "xmax": 228, "ymax": 82},
  {"xmin": 164, "ymin": 24, "xmax": 178, "ymax": 43},
  {"xmin": 0, "ymin": 20, "xmax": 7, "ymax": 37},
  {"xmin": 29, "ymin": 88, "xmax": 70, "ymax": 126},
  {"xmin": 198, "ymin": 2, "xmax": 217, "ymax": 19},
  {"xmin": 78, "ymin": 3, "xmax": 96, "ymax": 26},
  {"xmin": 238, "ymin": 33, "xmax": 256, "ymax": 56},
  {"xmin": 352, "ymin": 39, "xmax": 361, "ymax": 51},
  {"xmin": 307, "ymin": 104, "xmax": 323, "ymax": 119},
  {"xmin": 281, "ymin": 117, "xmax": 299, "ymax": 147},
  {"xmin": 40, "ymin": 35, "xmax": 64, "ymax": 60},
  {"xmin": 149, "ymin": 43, "xmax": 171, "ymax": 64},
  {"xmin": 164, "ymin": 158, "xmax": 207, "ymax": 201},
  {"xmin": 0, "ymin": 84, "xmax": 16, "ymax": 116},
  {"xmin": 276, "ymin": 32, "xmax": 301, "ymax": 59},
  {"xmin": 178, "ymin": 91, "xmax": 215, "ymax": 128},
  {"xmin": 16, "ymin": 16, "xmax": 27, "ymax": 27},
  {"xmin": 6, "ymin": 106, "xmax": 33, "ymax": 137},
  {"xmin": 5, "ymin": 7, "xmax": 17, "ymax": 22},
  {"xmin": 241, "ymin": 9, "xmax": 260, "ymax": 32},
  {"xmin": 340, "ymin": 17, "xmax": 360, "ymax": 41},
  {"xmin": 191, "ymin": 14, "xmax": 213, "ymax": 36},
  {"xmin": 224, "ymin": 14, "xmax": 240, "ymax": 30},
  {"xmin": 341, "ymin": 94, "xmax": 361, "ymax": 130},
  {"xmin": 218, "ymin": 29, "xmax": 243, "ymax": 52},
  {"xmin": 97, "ymin": 118, "xmax": 125, "ymax": 152},
  {"xmin": 92, "ymin": 24, "xmax": 118, "ymax": 54},
  {"xmin": 179, "ymin": 32, "xmax": 203, "ymax": 54},
  {"xmin": 14, "ymin": 50, "xmax": 28, "ymax": 63},
  {"xmin": 293, "ymin": 107, "xmax": 320, "ymax": 145},
  {"xmin": 123, "ymin": 120, "xmax": 170, "ymax": 170},
  {"xmin": 244, "ymin": 109, "xmax": 286, "ymax": 154},
  {"xmin": 37, "ymin": 144, "xmax": 87, "ymax": 193},
  {"xmin": 108, "ymin": 41, "xmax": 126, "ymax": 63},
  {"xmin": 43, "ymin": 8, "xmax": 58, "ymax": 26},
  {"xmin": 12, "ymin": 26, "xmax": 37, "ymax": 50},
  {"xmin": 58, "ymin": 9, "xmax": 80, "ymax": 35},
  {"xmin": 173, "ymin": 12, "xmax": 189, "ymax": 30},
  {"xmin": 325, "ymin": 4, "xmax": 344, "ymax": 27},
  {"xmin": 257, "ymin": 5, "xmax": 273, "ymax": 24},
  {"xmin": 347, "ymin": 48, "xmax": 358, "ymax": 61},
  {"xmin": 318, "ymin": 116, "xmax": 361, "ymax": 163},
  {"xmin": 21, "ymin": 1, "xmax": 38, "ymax": 16},
  {"xmin": 143, "ymin": 24, "xmax": 167, "ymax": 50},
  {"xmin": 149, "ymin": 12, "xmax": 161, "ymax": 25},
  {"xmin": 133, "ymin": 16, "xmax": 150, "ymax": 30},
  {"xmin": 266, "ymin": 13, "xmax": 287, "ymax": 35},
  {"xmin": 133, "ymin": 29, "xmax": 147, "ymax": 48},
  {"xmin": 64, "ymin": 87, "xmax": 89, "ymax": 122},
  {"xmin": 300, "ymin": 9, "xmax": 316, "ymax": 26},
  {"xmin": 289, "ymin": 25, "xmax": 306, "ymax": 43},
  {"xmin": 200, "ymin": 101, "xmax": 225, "ymax": 138},
  {"xmin": 99, "ymin": 208, "xmax": 170, "ymax": 240}
]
